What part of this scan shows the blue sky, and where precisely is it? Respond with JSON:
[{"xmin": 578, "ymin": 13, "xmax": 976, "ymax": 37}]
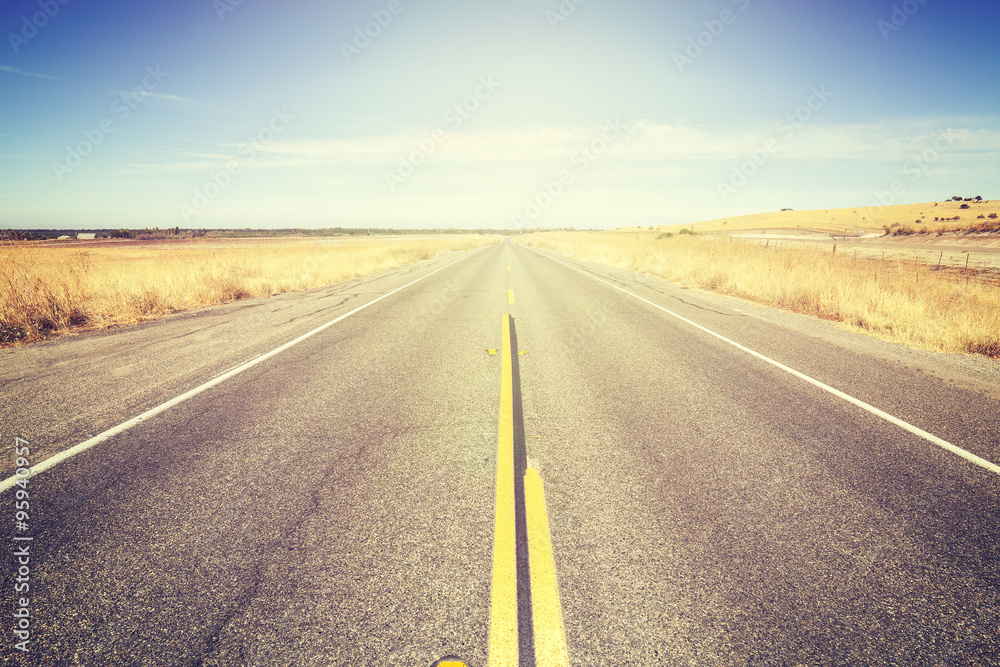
[{"xmin": 1, "ymin": 0, "xmax": 998, "ymax": 230}]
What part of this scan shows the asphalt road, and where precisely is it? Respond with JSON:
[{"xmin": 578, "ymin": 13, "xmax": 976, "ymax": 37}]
[{"xmin": 2, "ymin": 240, "xmax": 999, "ymax": 666}]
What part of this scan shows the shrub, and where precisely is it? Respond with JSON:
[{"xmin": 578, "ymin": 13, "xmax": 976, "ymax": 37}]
[{"xmin": 961, "ymin": 204, "xmax": 970, "ymax": 209}]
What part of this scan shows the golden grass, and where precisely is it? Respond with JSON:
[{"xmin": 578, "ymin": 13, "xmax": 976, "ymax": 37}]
[
  {"xmin": 634, "ymin": 199, "xmax": 1000, "ymax": 236},
  {"xmin": 0, "ymin": 235, "xmax": 499, "ymax": 345},
  {"xmin": 516, "ymin": 231, "xmax": 1000, "ymax": 357}
]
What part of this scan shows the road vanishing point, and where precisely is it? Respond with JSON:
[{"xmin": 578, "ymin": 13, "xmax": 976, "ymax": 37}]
[{"xmin": 2, "ymin": 240, "xmax": 999, "ymax": 665}]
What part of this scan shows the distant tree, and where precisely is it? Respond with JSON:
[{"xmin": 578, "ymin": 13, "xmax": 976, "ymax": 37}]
[
  {"xmin": 975, "ymin": 195, "xmax": 983, "ymax": 201},
  {"xmin": 952, "ymin": 195, "xmax": 963, "ymax": 201}
]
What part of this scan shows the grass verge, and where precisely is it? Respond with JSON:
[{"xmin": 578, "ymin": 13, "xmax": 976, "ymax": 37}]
[
  {"xmin": 516, "ymin": 231, "xmax": 1000, "ymax": 357},
  {"xmin": 1, "ymin": 235, "xmax": 499, "ymax": 346}
]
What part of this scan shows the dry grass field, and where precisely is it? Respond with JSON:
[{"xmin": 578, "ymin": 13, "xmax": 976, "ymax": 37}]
[
  {"xmin": 517, "ymin": 231, "xmax": 1000, "ymax": 357},
  {"xmin": 0, "ymin": 235, "xmax": 499, "ymax": 345},
  {"xmin": 636, "ymin": 199, "xmax": 1000, "ymax": 236}
]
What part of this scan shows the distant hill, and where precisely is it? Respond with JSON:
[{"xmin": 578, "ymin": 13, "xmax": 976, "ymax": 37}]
[{"xmin": 644, "ymin": 199, "xmax": 999, "ymax": 235}]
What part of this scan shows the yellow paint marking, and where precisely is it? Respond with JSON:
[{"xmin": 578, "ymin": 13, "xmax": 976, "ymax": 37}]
[
  {"xmin": 439, "ymin": 662, "xmax": 466, "ymax": 667},
  {"xmin": 524, "ymin": 469, "xmax": 570, "ymax": 666},
  {"xmin": 508, "ymin": 289, "xmax": 515, "ymax": 305},
  {"xmin": 488, "ymin": 314, "xmax": 518, "ymax": 666},
  {"xmin": 507, "ymin": 266, "xmax": 511, "ymax": 272},
  {"xmin": 487, "ymin": 348, "xmax": 497, "ymax": 356}
]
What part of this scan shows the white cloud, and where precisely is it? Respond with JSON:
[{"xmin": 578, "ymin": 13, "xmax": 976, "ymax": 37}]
[
  {"xmin": 239, "ymin": 118, "xmax": 1000, "ymax": 168},
  {"xmin": 109, "ymin": 118, "xmax": 1000, "ymax": 180},
  {"xmin": 0, "ymin": 65, "xmax": 63, "ymax": 81}
]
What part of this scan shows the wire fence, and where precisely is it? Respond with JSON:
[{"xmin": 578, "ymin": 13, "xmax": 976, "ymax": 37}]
[{"xmin": 735, "ymin": 236, "xmax": 1000, "ymax": 287}]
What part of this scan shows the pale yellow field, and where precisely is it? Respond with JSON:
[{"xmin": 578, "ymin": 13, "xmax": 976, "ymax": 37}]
[
  {"xmin": 0, "ymin": 235, "xmax": 499, "ymax": 345},
  {"xmin": 635, "ymin": 199, "xmax": 1000, "ymax": 236},
  {"xmin": 516, "ymin": 231, "xmax": 1000, "ymax": 357}
]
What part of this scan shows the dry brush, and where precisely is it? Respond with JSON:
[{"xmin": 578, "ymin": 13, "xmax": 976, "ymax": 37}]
[
  {"xmin": 1, "ymin": 235, "xmax": 498, "ymax": 345},
  {"xmin": 517, "ymin": 232, "xmax": 1000, "ymax": 357}
]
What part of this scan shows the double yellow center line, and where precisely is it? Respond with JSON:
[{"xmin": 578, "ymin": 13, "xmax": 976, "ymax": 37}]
[
  {"xmin": 489, "ymin": 315, "xmax": 519, "ymax": 664},
  {"xmin": 488, "ymin": 314, "xmax": 568, "ymax": 666}
]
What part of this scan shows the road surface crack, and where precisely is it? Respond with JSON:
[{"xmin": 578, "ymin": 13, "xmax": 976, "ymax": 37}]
[
  {"xmin": 190, "ymin": 563, "xmax": 264, "ymax": 667},
  {"xmin": 277, "ymin": 303, "xmax": 341, "ymax": 326},
  {"xmin": 186, "ymin": 438, "xmax": 376, "ymax": 666},
  {"xmin": 668, "ymin": 294, "xmax": 737, "ymax": 316}
]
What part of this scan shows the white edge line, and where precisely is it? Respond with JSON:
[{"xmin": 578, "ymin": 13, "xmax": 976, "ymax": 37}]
[
  {"xmin": 526, "ymin": 246, "xmax": 1000, "ymax": 476},
  {"xmin": 1, "ymin": 246, "xmax": 492, "ymax": 494}
]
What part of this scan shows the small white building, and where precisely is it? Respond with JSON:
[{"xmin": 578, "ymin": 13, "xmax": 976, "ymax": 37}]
[{"xmin": 78, "ymin": 233, "xmax": 96, "ymax": 239}]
